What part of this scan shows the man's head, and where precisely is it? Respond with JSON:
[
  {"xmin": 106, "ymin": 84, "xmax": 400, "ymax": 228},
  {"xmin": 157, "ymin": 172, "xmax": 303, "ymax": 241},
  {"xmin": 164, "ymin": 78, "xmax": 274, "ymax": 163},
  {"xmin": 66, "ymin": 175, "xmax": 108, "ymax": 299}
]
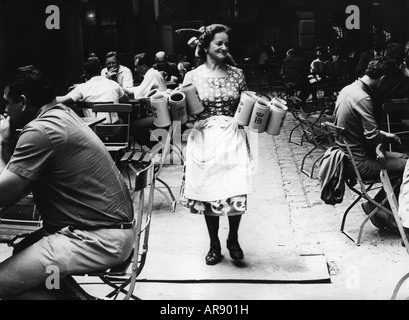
[
  {"xmin": 84, "ymin": 58, "xmax": 101, "ymax": 79},
  {"xmin": 134, "ymin": 53, "xmax": 155, "ymax": 76},
  {"xmin": 155, "ymin": 51, "xmax": 167, "ymax": 67},
  {"xmin": 3, "ymin": 65, "xmax": 55, "ymax": 128},
  {"xmin": 384, "ymin": 43, "xmax": 405, "ymax": 66},
  {"xmin": 364, "ymin": 56, "xmax": 398, "ymax": 89},
  {"xmin": 315, "ymin": 46, "xmax": 325, "ymax": 58},
  {"xmin": 105, "ymin": 51, "xmax": 119, "ymax": 71}
]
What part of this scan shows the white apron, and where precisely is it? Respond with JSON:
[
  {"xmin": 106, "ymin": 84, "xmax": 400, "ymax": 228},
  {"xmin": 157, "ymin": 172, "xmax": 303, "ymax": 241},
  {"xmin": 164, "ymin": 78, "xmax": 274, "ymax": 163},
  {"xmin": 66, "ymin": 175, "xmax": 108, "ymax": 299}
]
[{"xmin": 185, "ymin": 116, "xmax": 253, "ymax": 202}]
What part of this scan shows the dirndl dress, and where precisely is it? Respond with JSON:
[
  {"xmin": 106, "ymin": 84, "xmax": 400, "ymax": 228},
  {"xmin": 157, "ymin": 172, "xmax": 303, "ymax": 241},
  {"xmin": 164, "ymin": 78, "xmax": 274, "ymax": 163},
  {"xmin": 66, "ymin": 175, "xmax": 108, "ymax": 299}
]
[
  {"xmin": 184, "ymin": 116, "xmax": 253, "ymax": 216},
  {"xmin": 182, "ymin": 64, "xmax": 253, "ymax": 217}
]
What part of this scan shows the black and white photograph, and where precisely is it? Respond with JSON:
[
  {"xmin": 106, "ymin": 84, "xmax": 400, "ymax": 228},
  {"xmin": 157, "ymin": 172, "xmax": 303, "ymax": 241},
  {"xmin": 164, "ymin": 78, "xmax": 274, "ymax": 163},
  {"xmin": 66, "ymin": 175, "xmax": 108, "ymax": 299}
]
[{"xmin": 0, "ymin": 0, "xmax": 409, "ymax": 304}]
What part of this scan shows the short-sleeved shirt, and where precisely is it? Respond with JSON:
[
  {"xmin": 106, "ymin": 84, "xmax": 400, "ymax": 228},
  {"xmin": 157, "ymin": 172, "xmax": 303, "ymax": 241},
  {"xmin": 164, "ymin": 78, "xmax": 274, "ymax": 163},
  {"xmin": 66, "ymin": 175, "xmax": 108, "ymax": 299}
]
[
  {"xmin": 334, "ymin": 79, "xmax": 383, "ymax": 160},
  {"xmin": 67, "ymin": 76, "xmax": 125, "ymax": 104},
  {"xmin": 101, "ymin": 65, "xmax": 134, "ymax": 89},
  {"xmin": 132, "ymin": 68, "xmax": 167, "ymax": 99},
  {"xmin": 7, "ymin": 104, "xmax": 133, "ymax": 233},
  {"xmin": 183, "ymin": 64, "xmax": 247, "ymax": 120},
  {"xmin": 67, "ymin": 76, "xmax": 124, "ymax": 123}
]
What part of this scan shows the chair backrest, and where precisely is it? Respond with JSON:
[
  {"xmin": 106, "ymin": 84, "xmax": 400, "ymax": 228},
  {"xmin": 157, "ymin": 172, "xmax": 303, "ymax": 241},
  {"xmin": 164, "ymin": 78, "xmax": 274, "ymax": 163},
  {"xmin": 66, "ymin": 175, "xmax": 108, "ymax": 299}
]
[
  {"xmin": 125, "ymin": 160, "xmax": 155, "ymax": 299},
  {"xmin": 92, "ymin": 103, "xmax": 133, "ymax": 149},
  {"xmin": 382, "ymin": 100, "xmax": 409, "ymax": 152},
  {"xmin": 323, "ymin": 121, "xmax": 367, "ymax": 186},
  {"xmin": 149, "ymin": 125, "xmax": 174, "ymax": 177}
]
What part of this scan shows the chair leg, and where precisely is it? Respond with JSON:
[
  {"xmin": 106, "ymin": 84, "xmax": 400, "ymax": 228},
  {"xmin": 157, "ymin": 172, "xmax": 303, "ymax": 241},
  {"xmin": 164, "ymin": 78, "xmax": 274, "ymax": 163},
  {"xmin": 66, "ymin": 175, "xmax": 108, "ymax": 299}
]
[
  {"xmin": 62, "ymin": 276, "xmax": 102, "ymax": 300},
  {"xmin": 156, "ymin": 178, "xmax": 177, "ymax": 212},
  {"xmin": 310, "ymin": 152, "xmax": 325, "ymax": 179},
  {"xmin": 102, "ymin": 276, "xmax": 140, "ymax": 300},
  {"xmin": 289, "ymin": 122, "xmax": 302, "ymax": 145},
  {"xmin": 300, "ymin": 145, "xmax": 318, "ymax": 177},
  {"xmin": 356, "ymin": 196, "xmax": 388, "ymax": 245},
  {"xmin": 391, "ymin": 272, "xmax": 409, "ymax": 300},
  {"xmin": 340, "ymin": 183, "xmax": 374, "ymax": 245}
]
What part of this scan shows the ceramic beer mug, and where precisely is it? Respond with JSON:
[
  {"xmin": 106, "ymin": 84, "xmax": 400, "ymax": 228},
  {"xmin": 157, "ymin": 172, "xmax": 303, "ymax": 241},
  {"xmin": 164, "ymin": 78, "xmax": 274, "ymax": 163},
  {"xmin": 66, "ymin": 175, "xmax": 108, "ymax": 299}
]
[
  {"xmin": 168, "ymin": 91, "xmax": 188, "ymax": 125},
  {"xmin": 249, "ymin": 98, "xmax": 271, "ymax": 133},
  {"xmin": 176, "ymin": 83, "xmax": 204, "ymax": 116},
  {"xmin": 150, "ymin": 92, "xmax": 172, "ymax": 128},
  {"xmin": 265, "ymin": 98, "xmax": 288, "ymax": 136},
  {"xmin": 234, "ymin": 91, "xmax": 258, "ymax": 126},
  {"xmin": 145, "ymin": 89, "xmax": 159, "ymax": 99}
]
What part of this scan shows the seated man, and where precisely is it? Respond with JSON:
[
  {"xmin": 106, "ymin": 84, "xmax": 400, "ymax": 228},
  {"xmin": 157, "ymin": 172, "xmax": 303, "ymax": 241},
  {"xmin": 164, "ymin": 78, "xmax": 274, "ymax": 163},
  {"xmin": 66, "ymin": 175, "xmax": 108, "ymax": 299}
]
[
  {"xmin": 372, "ymin": 43, "xmax": 409, "ymax": 126},
  {"xmin": 334, "ymin": 56, "xmax": 408, "ymax": 230},
  {"xmin": 56, "ymin": 58, "xmax": 129, "ymax": 124},
  {"xmin": 310, "ymin": 45, "xmax": 331, "ymax": 76},
  {"xmin": 128, "ymin": 52, "xmax": 167, "ymax": 148},
  {"xmin": 153, "ymin": 51, "xmax": 181, "ymax": 83},
  {"xmin": 281, "ymin": 48, "xmax": 314, "ymax": 104},
  {"xmin": 355, "ymin": 37, "xmax": 385, "ymax": 78},
  {"xmin": 129, "ymin": 52, "xmax": 167, "ymax": 99},
  {"xmin": 101, "ymin": 51, "xmax": 134, "ymax": 91},
  {"xmin": 0, "ymin": 66, "xmax": 135, "ymax": 299}
]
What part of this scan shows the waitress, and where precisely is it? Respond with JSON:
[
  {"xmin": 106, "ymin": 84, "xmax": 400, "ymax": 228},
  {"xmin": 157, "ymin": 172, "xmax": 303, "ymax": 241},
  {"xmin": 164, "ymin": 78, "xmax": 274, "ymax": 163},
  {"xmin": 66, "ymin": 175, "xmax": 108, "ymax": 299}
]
[{"xmin": 183, "ymin": 24, "xmax": 253, "ymax": 265}]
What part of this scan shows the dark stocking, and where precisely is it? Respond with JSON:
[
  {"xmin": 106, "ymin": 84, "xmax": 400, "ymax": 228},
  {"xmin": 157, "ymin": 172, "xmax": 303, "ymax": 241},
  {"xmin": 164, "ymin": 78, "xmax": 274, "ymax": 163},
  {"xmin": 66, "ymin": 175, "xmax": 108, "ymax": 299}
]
[
  {"xmin": 227, "ymin": 215, "xmax": 242, "ymax": 244},
  {"xmin": 204, "ymin": 215, "xmax": 220, "ymax": 250}
]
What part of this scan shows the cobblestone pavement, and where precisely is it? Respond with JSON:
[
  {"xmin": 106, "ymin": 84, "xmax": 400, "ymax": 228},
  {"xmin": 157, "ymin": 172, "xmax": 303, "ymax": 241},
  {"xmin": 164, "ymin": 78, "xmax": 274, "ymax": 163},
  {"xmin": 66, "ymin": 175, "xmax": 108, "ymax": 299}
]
[
  {"xmin": 129, "ymin": 113, "xmax": 409, "ymax": 300},
  {"xmin": 269, "ymin": 113, "xmax": 409, "ymax": 300}
]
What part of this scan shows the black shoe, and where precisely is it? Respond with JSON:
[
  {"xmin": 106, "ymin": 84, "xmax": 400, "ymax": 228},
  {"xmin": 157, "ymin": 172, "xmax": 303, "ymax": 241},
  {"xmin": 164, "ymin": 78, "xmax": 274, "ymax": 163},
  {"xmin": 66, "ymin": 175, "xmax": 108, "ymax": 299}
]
[
  {"xmin": 205, "ymin": 248, "xmax": 223, "ymax": 265},
  {"xmin": 361, "ymin": 202, "xmax": 387, "ymax": 230},
  {"xmin": 226, "ymin": 240, "xmax": 244, "ymax": 261}
]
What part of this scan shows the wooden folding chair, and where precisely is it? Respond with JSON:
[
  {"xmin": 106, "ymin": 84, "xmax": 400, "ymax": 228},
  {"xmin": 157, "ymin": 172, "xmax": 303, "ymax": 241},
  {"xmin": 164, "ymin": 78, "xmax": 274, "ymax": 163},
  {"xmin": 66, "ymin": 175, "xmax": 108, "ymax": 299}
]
[
  {"xmin": 65, "ymin": 160, "xmax": 155, "ymax": 300},
  {"xmin": 288, "ymin": 95, "xmax": 333, "ymax": 178},
  {"xmin": 323, "ymin": 122, "xmax": 399, "ymax": 246},
  {"xmin": 376, "ymin": 144, "xmax": 409, "ymax": 252},
  {"xmin": 91, "ymin": 103, "xmax": 133, "ymax": 164},
  {"xmin": 377, "ymin": 143, "xmax": 409, "ymax": 300},
  {"xmin": 136, "ymin": 123, "xmax": 181, "ymax": 212},
  {"xmin": 239, "ymin": 63, "xmax": 271, "ymax": 98}
]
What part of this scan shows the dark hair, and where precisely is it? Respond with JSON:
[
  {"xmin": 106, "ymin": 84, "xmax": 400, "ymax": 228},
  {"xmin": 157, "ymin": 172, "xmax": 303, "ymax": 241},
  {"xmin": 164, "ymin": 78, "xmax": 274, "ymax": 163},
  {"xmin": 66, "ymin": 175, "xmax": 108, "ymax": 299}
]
[
  {"xmin": 365, "ymin": 56, "xmax": 398, "ymax": 79},
  {"xmin": 385, "ymin": 43, "xmax": 405, "ymax": 66},
  {"xmin": 6, "ymin": 65, "xmax": 55, "ymax": 110},
  {"xmin": 105, "ymin": 51, "xmax": 119, "ymax": 61},
  {"xmin": 84, "ymin": 58, "xmax": 101, "ymax": 77},
  {"xmin": 135, "ymin": 52, "xmax": 155, "ymax": 68},
  {"xmin": 197, "ymin": 24, "xmax": 233, "ymax": 63}
]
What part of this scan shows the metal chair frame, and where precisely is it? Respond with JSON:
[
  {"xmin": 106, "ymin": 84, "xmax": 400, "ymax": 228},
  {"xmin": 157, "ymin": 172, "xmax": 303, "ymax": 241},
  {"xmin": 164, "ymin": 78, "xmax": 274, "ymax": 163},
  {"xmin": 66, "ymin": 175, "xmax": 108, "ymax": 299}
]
[
  {"xmin": 376, "ymin": 143, "xmax": 409, "ymax": 300},
  {"xmin": 323, "ymin": 122, "xmax": 399, "ymax": 246},
  {"xmin": 287, "ymin": 94, "xmax": 333, "ymax": 178}
]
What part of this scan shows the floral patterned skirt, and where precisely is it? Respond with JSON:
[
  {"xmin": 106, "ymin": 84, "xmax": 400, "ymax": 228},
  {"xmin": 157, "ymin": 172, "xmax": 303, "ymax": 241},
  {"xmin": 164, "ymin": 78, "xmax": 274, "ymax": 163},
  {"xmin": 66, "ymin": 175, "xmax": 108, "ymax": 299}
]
[{"xmin": 188, "ymin": 195, "xmax": 247, "ymax": 217}]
